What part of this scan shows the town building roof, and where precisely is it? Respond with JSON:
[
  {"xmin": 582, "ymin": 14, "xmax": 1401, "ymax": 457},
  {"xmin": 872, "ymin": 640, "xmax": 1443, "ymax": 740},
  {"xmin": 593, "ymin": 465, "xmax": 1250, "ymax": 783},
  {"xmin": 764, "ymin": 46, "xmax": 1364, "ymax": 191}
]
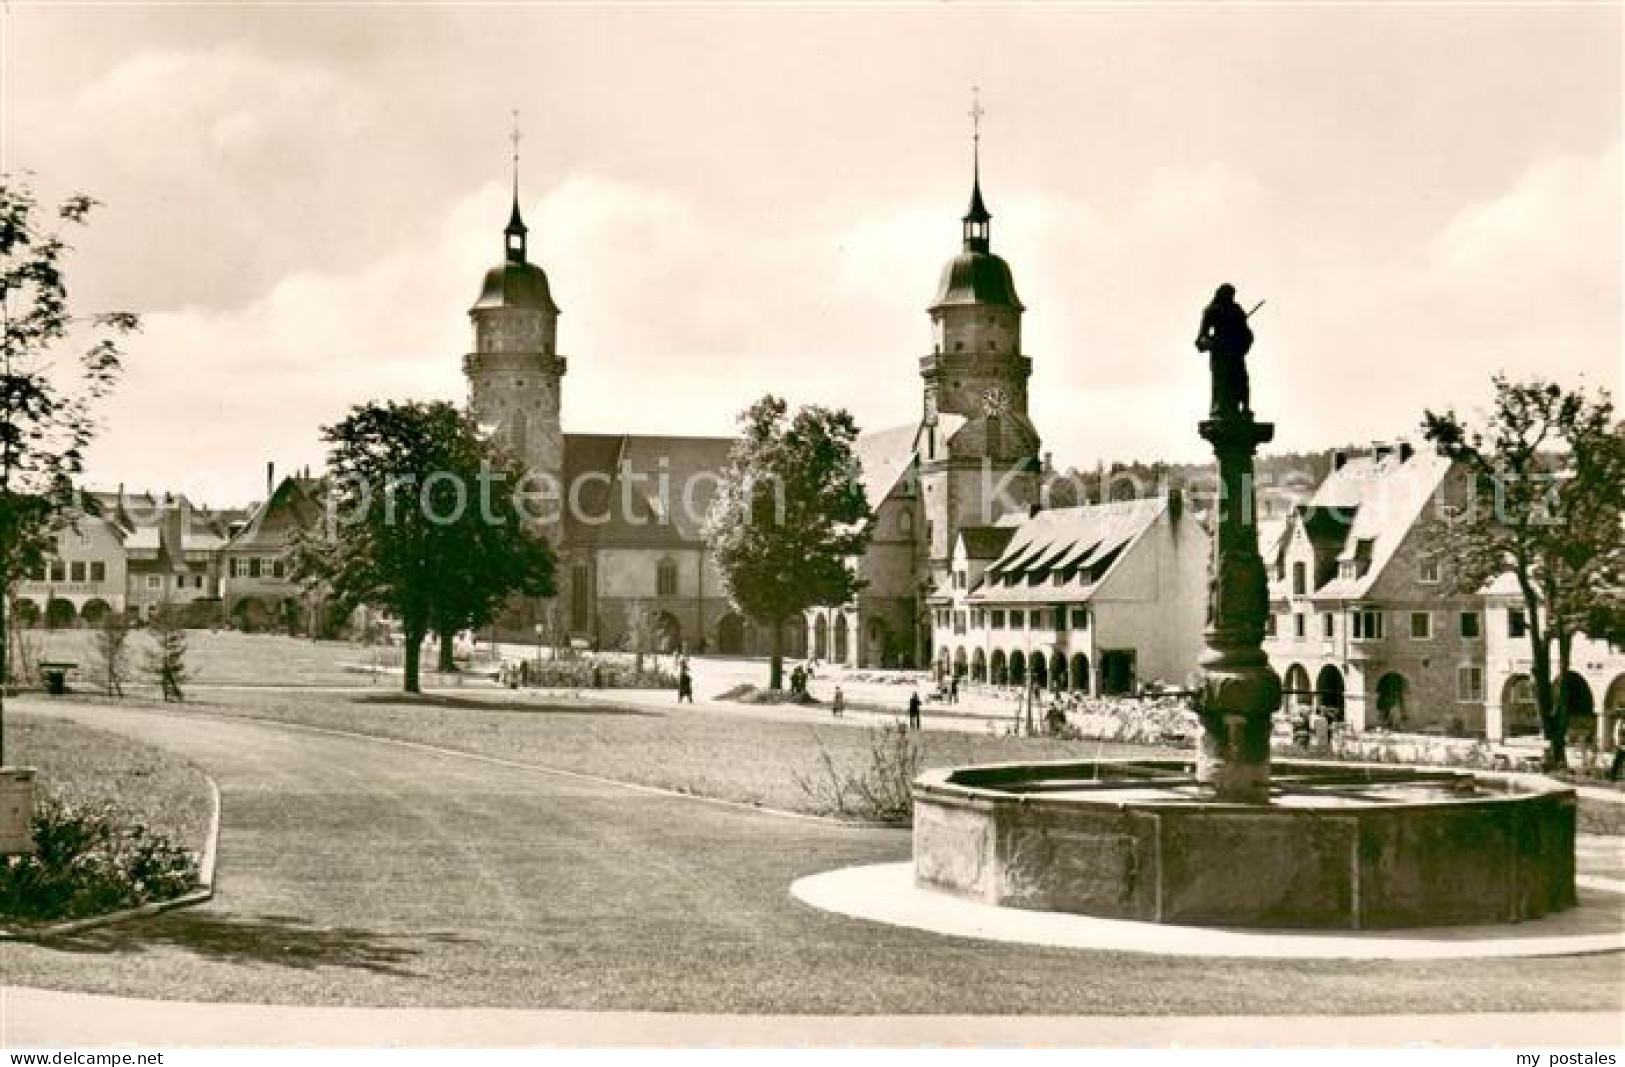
[
  {"xmin": 1280, "ymin": 445, "xmax": 1454, "ymax": 601},
  {"xmin": 966, "ymin": 496, "xmax": 1168, "ymax": 605}
]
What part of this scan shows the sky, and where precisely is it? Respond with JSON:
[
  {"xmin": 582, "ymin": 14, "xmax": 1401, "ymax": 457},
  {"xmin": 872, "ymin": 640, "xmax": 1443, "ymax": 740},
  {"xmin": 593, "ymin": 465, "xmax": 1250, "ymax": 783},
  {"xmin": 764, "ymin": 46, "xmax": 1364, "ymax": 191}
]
[{"xmin": 4, "ymin": 2, "xmax": 1621, "ymax": 507}]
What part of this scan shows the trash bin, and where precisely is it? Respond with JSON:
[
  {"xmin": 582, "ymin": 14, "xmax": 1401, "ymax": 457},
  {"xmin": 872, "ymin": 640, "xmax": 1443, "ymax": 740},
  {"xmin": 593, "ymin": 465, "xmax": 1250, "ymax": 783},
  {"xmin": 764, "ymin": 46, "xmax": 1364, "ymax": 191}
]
[{"xmin": 42, "ymin": 667, "xmax": 67, "ymax": 696}]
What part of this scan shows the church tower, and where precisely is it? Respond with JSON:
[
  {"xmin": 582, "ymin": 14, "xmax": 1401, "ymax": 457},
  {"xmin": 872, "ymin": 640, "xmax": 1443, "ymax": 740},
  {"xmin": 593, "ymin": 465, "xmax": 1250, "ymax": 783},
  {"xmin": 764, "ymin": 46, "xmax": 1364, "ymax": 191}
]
[
  {"xmin": 463, "ymin": 128, "xmax": 567, "ymax": 513},
  {"xmin": 917, "ymin": 97, "xmax": 1042, "ymax": 585}
]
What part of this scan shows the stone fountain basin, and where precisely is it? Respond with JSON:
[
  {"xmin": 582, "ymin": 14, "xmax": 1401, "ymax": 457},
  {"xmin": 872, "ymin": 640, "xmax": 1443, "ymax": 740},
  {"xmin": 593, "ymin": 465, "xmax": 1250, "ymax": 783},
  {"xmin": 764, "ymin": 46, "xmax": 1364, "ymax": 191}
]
[{"xmin": 912, "ymin": 759, "xmax": 1576, "ymax": 929}]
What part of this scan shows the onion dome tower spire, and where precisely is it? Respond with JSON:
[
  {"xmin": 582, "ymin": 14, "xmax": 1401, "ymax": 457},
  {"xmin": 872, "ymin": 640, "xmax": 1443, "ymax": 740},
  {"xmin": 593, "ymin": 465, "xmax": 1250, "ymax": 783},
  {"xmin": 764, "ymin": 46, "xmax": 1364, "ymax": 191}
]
[
  {"xmin": 505, "ymin": 110, "xmax": 528, "ymax": 263},
  {"xmin": 963, "ymin": 87, "xmax": 991, "ymax": 253},
  {"xmin": 465, "ymin": 110, "xmax": 566, "ymax": 503}
]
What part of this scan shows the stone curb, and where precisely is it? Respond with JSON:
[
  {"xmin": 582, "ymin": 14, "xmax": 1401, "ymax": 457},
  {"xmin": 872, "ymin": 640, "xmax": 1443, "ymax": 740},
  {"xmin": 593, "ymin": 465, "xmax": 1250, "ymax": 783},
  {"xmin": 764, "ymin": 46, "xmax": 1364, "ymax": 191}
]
[
  {"xmin": 792, "ymin": 861, "xmax": 1625, "ymax": 961},
  {"xmin": 0, "ymin": 774, "xmax": 221, "ymax": 942}
]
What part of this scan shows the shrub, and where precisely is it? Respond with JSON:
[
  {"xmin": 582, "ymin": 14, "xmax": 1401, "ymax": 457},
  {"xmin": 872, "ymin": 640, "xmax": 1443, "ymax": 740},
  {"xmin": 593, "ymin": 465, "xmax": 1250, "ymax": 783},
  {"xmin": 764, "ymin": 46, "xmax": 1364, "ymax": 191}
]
[
  {"xmin": 0, "ymin": 796, "xmax": 199, "ymax": 924},
  {"xmin": 717, "ymin": 683, "xmax": 815, "ymax": 706},
  {"xmin": 793, "ymin": 723, "xmax": 923, "ymax": 823},
  {"xmin": 519, "ymin": 658, "xmax": 677, "ymax": 690}
]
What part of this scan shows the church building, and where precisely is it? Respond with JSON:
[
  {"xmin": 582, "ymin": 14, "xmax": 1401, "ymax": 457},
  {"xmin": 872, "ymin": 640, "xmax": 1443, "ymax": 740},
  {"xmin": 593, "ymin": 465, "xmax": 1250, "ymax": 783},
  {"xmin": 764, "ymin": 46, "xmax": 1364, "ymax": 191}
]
[{"xmin": 463, "ymin": 135, "xmax": 1045, "ymax": 667}]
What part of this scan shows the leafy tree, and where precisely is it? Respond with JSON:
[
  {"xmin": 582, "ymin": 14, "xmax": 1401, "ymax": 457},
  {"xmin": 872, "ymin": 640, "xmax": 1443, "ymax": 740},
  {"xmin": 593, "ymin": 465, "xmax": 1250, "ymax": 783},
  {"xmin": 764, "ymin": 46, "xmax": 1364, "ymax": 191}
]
[
  {"xmin": 296, "ymin": 401, "xmax": 556, "ymax": 694},
  {"xmin": 1, "ymin": 176, "xmax": 136, "ymax": 761},
  {"xmin": 704, "ymin": 396, "xmax": 871, "ymax": 690},
  {"xmin": 86, "ymin": 609, "xmax": 131, "ymax": 698},
  {"xmin": 146, "ymin": 603, "xmax": 189, "ymax": 703},
  {"xmin": 1423, "ymin": 376, "xmax": 1625, "ymax": 766}
]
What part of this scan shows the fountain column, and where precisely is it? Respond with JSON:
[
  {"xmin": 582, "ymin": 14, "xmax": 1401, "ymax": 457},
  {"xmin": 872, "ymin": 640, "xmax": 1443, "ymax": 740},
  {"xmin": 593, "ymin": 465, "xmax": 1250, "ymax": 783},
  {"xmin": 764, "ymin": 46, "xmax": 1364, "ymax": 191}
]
[{"xmin": 1196, "ymin": 412, "xmax": 1281, "ymax": 802}]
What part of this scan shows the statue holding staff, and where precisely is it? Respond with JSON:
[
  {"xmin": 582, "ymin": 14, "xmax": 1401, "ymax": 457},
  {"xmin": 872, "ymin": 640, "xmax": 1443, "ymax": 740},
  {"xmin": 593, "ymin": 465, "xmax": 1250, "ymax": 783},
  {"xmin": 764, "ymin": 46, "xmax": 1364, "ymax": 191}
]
[{"xmin": 1195, "ymin": 283, "xmax": 1262, "ymax": 417}]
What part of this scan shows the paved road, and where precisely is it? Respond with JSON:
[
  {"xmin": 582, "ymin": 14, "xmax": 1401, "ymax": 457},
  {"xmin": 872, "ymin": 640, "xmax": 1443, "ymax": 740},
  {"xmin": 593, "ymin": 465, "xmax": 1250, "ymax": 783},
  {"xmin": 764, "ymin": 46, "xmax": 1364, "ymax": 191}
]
[{"xmin": 5, "ymin": 705, "xmax": 1621, "ymax": 1027}]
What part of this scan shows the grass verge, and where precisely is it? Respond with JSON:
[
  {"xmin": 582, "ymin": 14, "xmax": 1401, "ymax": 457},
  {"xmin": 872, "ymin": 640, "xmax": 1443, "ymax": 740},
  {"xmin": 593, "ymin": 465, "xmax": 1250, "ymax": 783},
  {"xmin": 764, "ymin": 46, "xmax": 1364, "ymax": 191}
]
[{"xmin": 66, "ymin": 687, "xmax": 1169, "ymax": 819}]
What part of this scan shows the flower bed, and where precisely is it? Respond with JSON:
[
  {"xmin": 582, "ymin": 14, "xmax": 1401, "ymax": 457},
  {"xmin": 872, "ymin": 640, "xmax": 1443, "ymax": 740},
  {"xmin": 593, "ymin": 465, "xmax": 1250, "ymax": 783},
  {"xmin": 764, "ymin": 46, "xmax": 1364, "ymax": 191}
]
[{"xmin": 0, "ymin": 797, "xmax": 200, "ymax": 925}]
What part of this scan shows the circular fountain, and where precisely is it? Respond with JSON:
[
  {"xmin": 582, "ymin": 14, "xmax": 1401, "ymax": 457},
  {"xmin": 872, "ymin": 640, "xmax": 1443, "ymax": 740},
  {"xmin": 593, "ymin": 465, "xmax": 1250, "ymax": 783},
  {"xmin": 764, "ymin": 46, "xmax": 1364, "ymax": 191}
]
[
  {"xmin": 905, "ymin": 290, "xmax": 1579, "ymax": 934},
  {"xmin": 912, "ymin": 758, "xmax": 1576, "ymax": 929}
]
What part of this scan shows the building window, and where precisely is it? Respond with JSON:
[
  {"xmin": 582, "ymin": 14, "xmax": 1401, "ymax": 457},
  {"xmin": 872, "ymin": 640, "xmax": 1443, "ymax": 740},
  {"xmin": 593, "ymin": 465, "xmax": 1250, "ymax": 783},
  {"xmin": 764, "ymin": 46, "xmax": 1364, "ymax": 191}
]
[
  {"xmin": 953, "ymin": 611, "xmax": 966, "ymax": 636},
  {"xmin": 90, "ymin": 562, "xmax": 106, "ymax": 583},
  {"xmin": 1264, "ymin": 614, "xmax": 1277, "ymax": 637},
  {"xmin": 50, "ymin": 561, "xmax": 66, "ymax": 582},
  {"xmin": 656, "ymin": 559, "xmax": 678, "ymax": 597},
  {"xmin": 1292, "ymin": 561, "xmax": 1307, "ymax": 596},
  {"xmin": 1071, "ymin": 607, "xmax": 1088, "ymax": 630},
  {"xmin": 70, "ymin": 561, "xmax": 86, "ymax": 582},
  {"xmin": 1459, "ymin": 611, "xmax": 1481, "ymax": 639},
  {"xmin": 1458, "ymin": 665, "xmax": 1484, "ymax": 702},
  {"xmin": 249, "ymin": 558, "xmax": 263, "ymax": 579},
  {"xmin": 991, "ymin": 610, "xmax": 1005, "ymax": 630},
  {"xmin": 569, "ymin": 564, "xmax": 591, "ymax": 631},
  {"xmin": 1410, "ymin": 612, "xmax": 1431, "ymax": 640},
  {"xmin": 147, "ymin": 576, "xmax": 160, "ymax": 590},
  {"xmin": 1030, "ymin": 609, "xmax": 1046, "ymax": 629},
  {"xmin": 1011, "ymin": 611, "xmax": 1025, "ymax": 631},
  {"xmin": 1322, "ymin": 613, "xmax": 1335, "ymax": 639},
  {"xmin": 272, "ymin": 559, "xmax": 286, "ymax": 579},
  {"xmin": 1419, "ymin": 558, "xmax": 1440, "ymax": 583},
  {"xmin": 898, "ymin": 510, "xmax": 913, "ymax": 536},
  {"xmin": 1293, "ymin": 613, "xmax": 1306, "ymax": 638},
  {"xmin": 1352, "ymin": 609, "xmax": 1385, "ymax": 640},
  {"xmin": 1508, "ymin": 608, "xmax": 1527, "ymax": 638}
]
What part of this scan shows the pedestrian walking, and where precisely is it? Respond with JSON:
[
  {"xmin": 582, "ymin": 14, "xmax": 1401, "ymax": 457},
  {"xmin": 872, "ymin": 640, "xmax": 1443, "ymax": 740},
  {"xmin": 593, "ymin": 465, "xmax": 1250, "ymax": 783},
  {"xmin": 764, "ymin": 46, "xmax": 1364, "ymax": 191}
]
[
  {"xmin": 907, "ymin": 691, "xmax": 922, "ymax": 731},
  {"xmin": 832, "ymin": 685, "xmax": 845, "ymax": 717},
  {"xmin": 678, "ymin": 664, "xmax": 694, "ymax": 703},
  {"xmin": 949, "ymin": 675, "xmax": 959, "ymax": 704}
]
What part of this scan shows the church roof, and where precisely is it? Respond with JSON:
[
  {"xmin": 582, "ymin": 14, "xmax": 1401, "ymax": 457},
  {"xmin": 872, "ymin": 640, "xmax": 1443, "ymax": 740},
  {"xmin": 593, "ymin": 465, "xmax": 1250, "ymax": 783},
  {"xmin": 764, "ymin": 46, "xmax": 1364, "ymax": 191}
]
[
  {"xmin": 931, "ymin": 249, "xmax": 1023, "ymax": 311},
  {"xmin": 958, "ymin": 525, "xmax": 1017, "ymax": 560},
  {"xmin": 472, "ymin": 260, "xmax": 558, "ymax": 314},
  {"xmin": 560, "ymin": 432, "xmax": 734, "ymax": 548},
  {"xmin": 851, "ymin": 424, "xmax": 921, "ymax": 511}
]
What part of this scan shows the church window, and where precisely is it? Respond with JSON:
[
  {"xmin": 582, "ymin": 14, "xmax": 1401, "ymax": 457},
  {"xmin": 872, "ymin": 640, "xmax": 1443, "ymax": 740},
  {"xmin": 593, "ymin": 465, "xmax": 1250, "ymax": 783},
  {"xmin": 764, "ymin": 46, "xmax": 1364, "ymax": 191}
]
[
  {"xmin": 656, "ymin": 558, "xmax": 678, "ymax": 597},
  {"xmin": 898, "ymin": 510, "xmax": 914, "ymax": 536}
]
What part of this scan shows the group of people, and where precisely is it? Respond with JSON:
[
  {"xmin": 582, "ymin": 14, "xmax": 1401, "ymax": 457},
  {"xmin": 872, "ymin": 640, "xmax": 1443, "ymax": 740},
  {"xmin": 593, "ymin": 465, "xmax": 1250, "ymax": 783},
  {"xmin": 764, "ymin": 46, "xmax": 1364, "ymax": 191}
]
[
  {"xmin": 788, "ymin": 662, "xmax": 817, "ymax": 696},
  {"xmin": 1290, "ymin": 706, "xmax": 1337, "ymax": 752}
]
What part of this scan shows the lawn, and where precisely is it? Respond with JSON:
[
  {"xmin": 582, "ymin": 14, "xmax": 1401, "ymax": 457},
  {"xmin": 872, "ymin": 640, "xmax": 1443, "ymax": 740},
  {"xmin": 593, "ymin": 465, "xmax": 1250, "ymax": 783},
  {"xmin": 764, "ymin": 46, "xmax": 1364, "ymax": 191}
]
[
  {"xmin": 16, "ymin": 629, "xmax": 394, "ymax": 689},
  {"xmin": 6, "ymin": 713, "xmax": 214, "ymax": 857},
  {"xmin": 128, "ymin": 687, "xmax": 1167, "ymax": 818}
]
